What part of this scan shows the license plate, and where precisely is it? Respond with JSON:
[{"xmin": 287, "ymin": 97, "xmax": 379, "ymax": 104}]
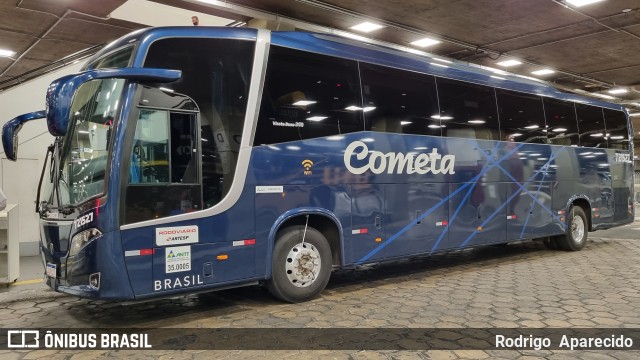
[{"xmin": 46, "ymin": 263, "xmax": 56, "ymax": 278}]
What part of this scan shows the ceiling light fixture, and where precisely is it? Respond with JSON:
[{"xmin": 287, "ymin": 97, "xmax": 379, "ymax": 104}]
[
  {"xmin": 293, "ymin": 100, "xmax": 317, "ymax": 106},
  {"xmin": 0, "ymin": 49, "xmax": 16, "ymax": 57},
  {"xmin": 531, "ymin": 69, "xmax": 555, "ymax": 76},
  {"xmin": 468, "ymin": 120, "xmax": 485, "ymax": 124},
  {"xmin": 496, "ymin": 60, "xmax": 522, "ymax": 67},
  {"xmin": 410, "ymin": 37, "xmax": 441, "ymax": 47},
  {"xmin": 430, "ymin": 115, "xmax": 453, "ymax": 120},
  {"xmin": 306, "ymin": 116, "xmax": 328, "ymax": 121},
  {"xmin": 608, "ymin": 88, "xmax": 627, "ymax": 94},
  {"xmin": 565, "ymin": 0, "xmax": 605, "ymax": 8},
  {"xmin": 350, "ymin": 22, "xmax": 384, "ymax": 33}
]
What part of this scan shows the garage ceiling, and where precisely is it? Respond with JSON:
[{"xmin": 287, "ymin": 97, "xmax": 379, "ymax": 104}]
[{"xmin": 1, "ymin": 0, "xmax": 640, "ymax": 131}]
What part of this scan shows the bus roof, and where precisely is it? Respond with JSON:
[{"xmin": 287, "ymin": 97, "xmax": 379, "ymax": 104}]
[{"xmin": 88, "ymin": 26, "xmax": 626, "ymax": 113}]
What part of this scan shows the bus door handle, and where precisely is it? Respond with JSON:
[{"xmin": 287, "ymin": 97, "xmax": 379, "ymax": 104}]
[{"xmin": 375, "ymin": 215, "xmax": 381, "ymax": 229}]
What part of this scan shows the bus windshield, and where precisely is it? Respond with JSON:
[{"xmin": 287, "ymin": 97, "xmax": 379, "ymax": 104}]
[{"xmin": 55, "ymin": 78, "xmax": 125, "ymax": 206}]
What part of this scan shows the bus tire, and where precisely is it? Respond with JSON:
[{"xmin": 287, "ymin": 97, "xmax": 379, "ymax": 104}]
[
  {"xmin": 555, "ymin": 206, "xmax": 588, "ymax": 251},
  {"xmin": 267, "ymin": 225, "xmax": 332, "ymax": 303}
]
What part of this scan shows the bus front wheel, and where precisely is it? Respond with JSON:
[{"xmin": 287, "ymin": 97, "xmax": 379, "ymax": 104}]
[
  {"xmin": 267, "ymin": 225, "xmax": 332, "ymax": 303},
  {"xmin": 555, "ymin": 206, "xmax": 588, "ymax": 251}
]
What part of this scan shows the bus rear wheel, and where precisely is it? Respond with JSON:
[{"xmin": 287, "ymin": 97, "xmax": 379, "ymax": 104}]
[
  {"xmin": 267, "ymin": 225, "xmax": 332, "ymax": 303},
  {"xmin": 555, "ymin": 206, "xmax": 588, "ymax": 251}
]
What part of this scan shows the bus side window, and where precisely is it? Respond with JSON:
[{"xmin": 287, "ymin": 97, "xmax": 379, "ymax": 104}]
[
  {"xmin": 603, "ymin": 108, "xmax": 629, "ymax": 150},
  {"xmin": 496, "ymin": 90, "xmax": 547, "ymax": 143},
  {"xmin": 435, "ymin": 78, "xmax": 500, "ymax": 141},
  {"xmin": 360, "ymin": 62, "xmax": 439, "ymax": 135},
  {"xmin": 543, "ymin": 98, "xmax": 579, "ymax": 146},
  {"xmin": 576, "ymin": 104, "xmax": 607, "ymax": 148},
  {"xmin": 130, "ymin": 109, "xmax": 170, "ymax": 184},
  {"xmin": 124, "ymin": 108, "xmax": 202, "ymax": 224},
  {"xmin": 253, "ymin": 46, "xmax": 363, "ymax": 145}
]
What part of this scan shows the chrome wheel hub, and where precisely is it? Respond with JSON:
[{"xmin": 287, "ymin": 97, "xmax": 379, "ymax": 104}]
[
  {"xmin": 285, "ymin": 243, "xmax": 321, "ymax": 288},
  {"xmin": 571, "ymin": 215, "xmax": 585, "ymax": 243}
]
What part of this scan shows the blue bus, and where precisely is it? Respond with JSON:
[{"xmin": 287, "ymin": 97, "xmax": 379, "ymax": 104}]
[{"xmin": 2, "ymin": 27, "xmax": 634, "ymax": 302}]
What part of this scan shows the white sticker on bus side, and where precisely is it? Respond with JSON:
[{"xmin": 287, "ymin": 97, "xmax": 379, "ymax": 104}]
[
  {"xmin": 256, "ymin": 185, "xmax": 284, "ymax": 193},
  {"xmin": 165, "ymin": 245, "xmax": 191, "ymax": 274},
  {"xmin": 156, "ymin": 225, "xmax": 199, "ymax": 246}
]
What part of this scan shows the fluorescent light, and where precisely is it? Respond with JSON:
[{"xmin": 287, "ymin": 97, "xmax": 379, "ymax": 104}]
[
  {"xmin": 491, "ymin": 75, "xmax": 506, "ymax": 80},
  {"xmin": 410, "ymin": 37, "xmax": 440, "ymax": 48},
  {"xmin": 400, "ymin": 121, "xmax": 412, "ymax": 125},
  {"xmin": 362, "ymin": 106, "xmax": 376, "ymax": 112},
  {"xmin": 345, "ymin": 106, "xmax": 362, "ymax": 111},
  {"xmin": 511, "ymin": 133, "xmax": 523, "ymax": 137},
  {"xmin": 430, "ymin": 62, "xmax": 449, "ymax": 68},
  {"xmin": 531, "ymin": 69, "xmax": 555, "ymax": 76},
  {"xmin": 0, "ymin": 49, "xmax": 16, "ymax": 57},
  {"xmin": 566, "ymin": 0, "xmax": 605, "ymax": 7},
  {"xmin": 608, "ymin": 88, "xmax": 627, "ymax": 94},
  {"xmin": 525, "ymin": 125, "xmax": 540, "ymax": 129},
  {"xmin": 590, "ymin": 133, "xmax": 604, "ymax": 137},
  {"xmin": 430, "ymin": 115, "xmax": 453, "ymax": 120},
  {"xmin": 293, "ymin": 100, "xmax": 317, "ymax": 106},
  {"xmin": 350, "ymin": 22, "xmax": 384, "ymax": 33},
  {"xmin": 553, "ymin": 128, "xmax": 568, "ymax": 132},
  {"xmin": 78, "ymin": 130, "xmax": 89, "ymax": 134},
  {"xmin": 610, "ymin": 135, "xmax": 624, "ymax": 140},
  {"xmin": 628, "ymin": 112, "xmax": 640, "ymax": 117},
  {"xmin": 468, "ymin": 120, "xmax": 485, "ymax": 124},
  {"xmin": 306, "ymin": 116, "xmax": 327, "ymax": 121},
  {"xmin": 496, "ymin": 60, "xmax": 522, "ymax": 67}
]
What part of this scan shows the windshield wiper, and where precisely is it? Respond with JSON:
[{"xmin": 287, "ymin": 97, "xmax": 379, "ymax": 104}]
[{"xmin": 47, "ymin": 138, "xmax": 76, "ymax": 216}]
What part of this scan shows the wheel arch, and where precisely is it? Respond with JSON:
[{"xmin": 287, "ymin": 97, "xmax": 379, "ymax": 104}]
[
  {"xmin": 266, "ymin": 208, "xmax": 344, "ymax": 277},
  {"xmin": 566, "ymin": 195, "xmax": 592, "ymax": 231}
]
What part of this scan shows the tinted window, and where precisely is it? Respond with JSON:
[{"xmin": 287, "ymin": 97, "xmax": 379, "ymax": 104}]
[
  {"xmin": 576, "ymin": 104, "xmax": 606, "ymax": 148},
  {"xmin": 543, "ymin": 98, "xmax": 579, "ymax": 146},
  {"xmin": 144, "ymin": 38, "xmax": 254, "ymax": 209},
  {"xmin": 435, "ymin": 78, "xmax": 500, "ymax": 140},
  {"xmin": 254, "ymin": 46, "xmax": 363, "ymax": 145},
  {"xmin": 360, "ymin": 63, "xmax": 439, "ymax": 135},
  {"xmin": 603, "ymin": 109, "xmax": 629, "ymax": 150},
  {"xmin": 90, "ymin": 46, "xmax": 133, "ymax": 69},
  {"xmin": 496, "ymin": 90, "xmax": 546, "ymax": 143}
]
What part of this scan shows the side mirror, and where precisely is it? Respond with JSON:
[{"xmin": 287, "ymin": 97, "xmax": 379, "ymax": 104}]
[
  {"xmin": 46, "ymin": 68, "xmax": 181, "ymax": 136},
  {"xmin": 1, "ymin": 111, "xmax": 46, "ymax": 161}
]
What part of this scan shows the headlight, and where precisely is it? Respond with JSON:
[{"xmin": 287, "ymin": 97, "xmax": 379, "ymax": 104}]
[{"xmin": 69, "ymin": 228, "xmax": 102, "ymax": 257}]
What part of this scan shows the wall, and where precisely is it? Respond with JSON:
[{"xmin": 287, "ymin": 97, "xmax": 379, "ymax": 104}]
[{"xmin": 0, "ymin": 62, "xmax": 84, "ymax": 255}]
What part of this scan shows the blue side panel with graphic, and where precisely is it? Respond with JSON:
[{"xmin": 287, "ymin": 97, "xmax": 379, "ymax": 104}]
[{"xmin": 248, "ymin": 131, "xmax": 633, "ymax": 268}]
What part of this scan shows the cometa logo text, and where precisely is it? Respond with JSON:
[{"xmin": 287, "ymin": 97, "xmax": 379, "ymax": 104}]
[{"xmin": 344, "ymin": 140, "xmax": 456, "ymax": 175}]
